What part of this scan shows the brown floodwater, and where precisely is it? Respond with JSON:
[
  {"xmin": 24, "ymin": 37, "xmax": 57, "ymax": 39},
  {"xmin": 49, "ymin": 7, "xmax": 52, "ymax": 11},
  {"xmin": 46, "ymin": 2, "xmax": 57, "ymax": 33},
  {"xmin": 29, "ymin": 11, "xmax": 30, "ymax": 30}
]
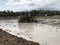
[{"xmin": 0, "ymin": 18, "xmax": 60, "ymax": 45}]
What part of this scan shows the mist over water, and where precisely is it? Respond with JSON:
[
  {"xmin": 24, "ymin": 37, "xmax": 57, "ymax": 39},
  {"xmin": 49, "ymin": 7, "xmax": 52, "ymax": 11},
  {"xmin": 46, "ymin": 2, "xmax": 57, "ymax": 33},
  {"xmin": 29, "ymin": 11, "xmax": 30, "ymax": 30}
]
[{"xmin": 0, "ymin": 18, "xmax": 60, "ymax": 45}]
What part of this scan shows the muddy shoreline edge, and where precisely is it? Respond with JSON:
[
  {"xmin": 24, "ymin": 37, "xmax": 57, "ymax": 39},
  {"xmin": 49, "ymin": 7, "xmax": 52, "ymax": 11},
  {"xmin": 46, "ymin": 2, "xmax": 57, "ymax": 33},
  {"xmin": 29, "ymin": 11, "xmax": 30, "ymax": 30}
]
[{"xmin": 0, "ymin": 29, "xmax": 40, "ymax": 45}]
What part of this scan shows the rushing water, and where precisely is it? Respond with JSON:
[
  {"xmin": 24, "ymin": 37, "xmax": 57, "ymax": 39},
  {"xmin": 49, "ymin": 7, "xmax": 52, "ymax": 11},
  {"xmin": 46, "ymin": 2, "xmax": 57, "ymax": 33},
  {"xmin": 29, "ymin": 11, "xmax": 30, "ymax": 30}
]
[{"xmin": 0, "ymin": 18, "xmax": 60, "ymax": 45}]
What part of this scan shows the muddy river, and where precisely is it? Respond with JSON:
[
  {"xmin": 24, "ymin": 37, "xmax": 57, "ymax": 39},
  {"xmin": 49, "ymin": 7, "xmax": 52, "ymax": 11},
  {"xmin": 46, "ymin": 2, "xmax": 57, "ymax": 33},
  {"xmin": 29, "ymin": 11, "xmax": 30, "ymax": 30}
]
[{"xmin": 0, "ymin": 18, "xmax": 60, "ymax": 45}]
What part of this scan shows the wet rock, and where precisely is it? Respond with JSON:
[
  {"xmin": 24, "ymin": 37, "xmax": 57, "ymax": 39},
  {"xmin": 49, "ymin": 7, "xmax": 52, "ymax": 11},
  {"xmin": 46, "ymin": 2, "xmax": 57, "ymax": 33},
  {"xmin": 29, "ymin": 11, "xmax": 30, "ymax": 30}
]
[{"xmin": 0, "ymin": 29, "xmax": 40, "ymax": 45}]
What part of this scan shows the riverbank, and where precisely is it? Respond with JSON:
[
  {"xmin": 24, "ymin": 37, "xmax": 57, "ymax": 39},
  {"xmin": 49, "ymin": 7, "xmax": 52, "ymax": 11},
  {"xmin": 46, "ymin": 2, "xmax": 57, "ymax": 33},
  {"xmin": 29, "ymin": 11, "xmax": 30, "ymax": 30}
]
[
  {"xmin": 0, "ymin": 29, "xmax": 40, "ymax": 45},
  {"xmin": 36, "ymin": 15, "xmax": 60, "ymax": 19}
]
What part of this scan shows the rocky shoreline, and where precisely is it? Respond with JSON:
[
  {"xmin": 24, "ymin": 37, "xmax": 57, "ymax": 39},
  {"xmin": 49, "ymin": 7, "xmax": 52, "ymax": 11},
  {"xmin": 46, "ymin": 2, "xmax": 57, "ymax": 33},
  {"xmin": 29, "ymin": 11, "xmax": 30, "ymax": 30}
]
[{"xmin": 0, "ymin": 29, "xmax": 40, "ymax": 45}]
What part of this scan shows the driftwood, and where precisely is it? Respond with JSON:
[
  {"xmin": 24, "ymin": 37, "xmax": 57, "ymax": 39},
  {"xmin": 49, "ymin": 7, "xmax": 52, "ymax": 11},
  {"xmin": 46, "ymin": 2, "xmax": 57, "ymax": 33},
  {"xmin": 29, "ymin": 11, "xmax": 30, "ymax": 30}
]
[{"xmin": 18, "ymin": 14, "xmax": 38, "ymax": 23}]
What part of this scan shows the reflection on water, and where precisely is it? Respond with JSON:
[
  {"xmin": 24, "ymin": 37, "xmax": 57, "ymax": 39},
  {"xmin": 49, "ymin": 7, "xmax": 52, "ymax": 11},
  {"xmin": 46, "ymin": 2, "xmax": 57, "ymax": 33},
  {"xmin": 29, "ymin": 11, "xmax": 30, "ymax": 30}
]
[{"xmin": 0, "ymin": 18, "xmax": 60, "ymax": 45}]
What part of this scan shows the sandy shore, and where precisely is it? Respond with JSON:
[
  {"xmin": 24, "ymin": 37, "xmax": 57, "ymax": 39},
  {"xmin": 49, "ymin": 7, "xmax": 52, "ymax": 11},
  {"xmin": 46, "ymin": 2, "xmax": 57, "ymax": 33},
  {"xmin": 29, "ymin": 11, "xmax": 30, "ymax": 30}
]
[{"xmin": 0, "ymin": 29, "xmax": 40, "ymax": 45}]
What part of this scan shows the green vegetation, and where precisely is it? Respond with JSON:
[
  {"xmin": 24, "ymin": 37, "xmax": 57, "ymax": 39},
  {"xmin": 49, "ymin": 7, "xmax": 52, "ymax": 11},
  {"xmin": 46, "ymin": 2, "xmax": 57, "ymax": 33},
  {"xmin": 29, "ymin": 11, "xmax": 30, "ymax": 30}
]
[
  {"xmin": 0, "ymin": 10, "xmax": 60, "ymax": 17},
  {"xmin": 36, "ymin": 16, "xmax": 60, "ymax": 19}
]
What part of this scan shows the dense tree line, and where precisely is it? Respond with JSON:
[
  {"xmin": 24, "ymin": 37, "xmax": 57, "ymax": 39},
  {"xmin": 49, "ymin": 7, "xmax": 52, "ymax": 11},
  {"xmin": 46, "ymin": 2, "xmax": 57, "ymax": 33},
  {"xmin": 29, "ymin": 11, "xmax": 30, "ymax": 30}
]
[{"xmin": 0, "ymin": 10, "xmax": 60, "ymax": 17}]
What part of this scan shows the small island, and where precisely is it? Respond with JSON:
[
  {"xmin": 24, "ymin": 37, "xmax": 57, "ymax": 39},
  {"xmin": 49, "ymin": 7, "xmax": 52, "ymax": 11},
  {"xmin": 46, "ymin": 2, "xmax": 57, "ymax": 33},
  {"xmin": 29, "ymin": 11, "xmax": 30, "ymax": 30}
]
[{"xmin": 18, "ymin": 14, "xmax": 38, "ymax": 23}]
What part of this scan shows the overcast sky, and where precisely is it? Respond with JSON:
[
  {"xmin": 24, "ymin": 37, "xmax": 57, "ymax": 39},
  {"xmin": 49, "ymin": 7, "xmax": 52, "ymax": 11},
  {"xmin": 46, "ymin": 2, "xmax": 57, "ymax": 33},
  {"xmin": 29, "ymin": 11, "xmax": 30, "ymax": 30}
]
[{"xmin": 0, "ymin": 0, "xmax": 60, "ymax": 11}]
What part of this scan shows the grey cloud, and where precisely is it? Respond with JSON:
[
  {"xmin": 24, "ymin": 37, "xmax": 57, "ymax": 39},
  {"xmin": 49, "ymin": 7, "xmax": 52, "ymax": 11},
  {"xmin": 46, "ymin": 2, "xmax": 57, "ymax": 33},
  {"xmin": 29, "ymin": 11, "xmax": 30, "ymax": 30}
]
[{"xmin": 3, "ymin": 0, "xmax": 60, "ymax": 11}]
